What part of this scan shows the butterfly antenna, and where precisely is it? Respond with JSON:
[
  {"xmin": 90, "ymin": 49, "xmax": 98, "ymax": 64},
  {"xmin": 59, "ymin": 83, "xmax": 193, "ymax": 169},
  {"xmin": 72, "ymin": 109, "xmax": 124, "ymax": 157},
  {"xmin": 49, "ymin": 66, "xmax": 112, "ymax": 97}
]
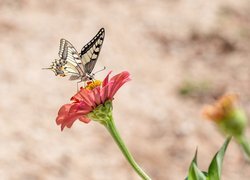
[
  {"xmin": 42, "ymin": 67, "xmax": 52, "ymax": 70},
  {"xmin": 93, "ymin": 66, "xmax": 106, "ymax": 75}
]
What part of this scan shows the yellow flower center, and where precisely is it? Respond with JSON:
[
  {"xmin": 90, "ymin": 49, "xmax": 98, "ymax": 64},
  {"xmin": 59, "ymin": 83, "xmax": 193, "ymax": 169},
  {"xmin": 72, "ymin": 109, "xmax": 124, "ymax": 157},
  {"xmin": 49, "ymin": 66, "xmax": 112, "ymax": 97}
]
[{"xmin": 85, "ymin": 80, "xmax": 102, "ymax": 90}]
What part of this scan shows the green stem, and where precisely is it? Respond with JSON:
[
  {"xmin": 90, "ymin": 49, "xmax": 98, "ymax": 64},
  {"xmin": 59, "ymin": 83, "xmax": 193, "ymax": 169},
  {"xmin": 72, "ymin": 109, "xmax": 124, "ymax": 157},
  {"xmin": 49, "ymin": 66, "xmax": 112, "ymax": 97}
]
[
  {"xmin": 104, "ymin": 117, "xmax": 151, "ymax": 180},
  {"xmin": 237, "ymin": 135, "xmax": 250, "ymax": 161}
]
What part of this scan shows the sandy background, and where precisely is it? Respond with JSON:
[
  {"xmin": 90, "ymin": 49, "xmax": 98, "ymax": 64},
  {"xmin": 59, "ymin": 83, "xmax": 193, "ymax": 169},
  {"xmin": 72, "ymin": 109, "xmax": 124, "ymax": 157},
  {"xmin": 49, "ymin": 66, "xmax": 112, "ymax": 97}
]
[{"xmin": 1, "ymin": 0, "xmax": 250, "ymax": 179}]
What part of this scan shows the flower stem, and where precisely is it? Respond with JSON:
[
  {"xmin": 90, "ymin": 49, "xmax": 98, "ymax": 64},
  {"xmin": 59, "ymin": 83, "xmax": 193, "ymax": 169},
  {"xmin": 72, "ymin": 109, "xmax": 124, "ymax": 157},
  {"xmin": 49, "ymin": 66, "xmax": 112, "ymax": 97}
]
[
  {"xmin": 104, "ymin": 117, "xmax": 151, "ymax": 180},
  {"xmin": 237, "ymin": 135, "xmax": 250, "ymax": 161}
]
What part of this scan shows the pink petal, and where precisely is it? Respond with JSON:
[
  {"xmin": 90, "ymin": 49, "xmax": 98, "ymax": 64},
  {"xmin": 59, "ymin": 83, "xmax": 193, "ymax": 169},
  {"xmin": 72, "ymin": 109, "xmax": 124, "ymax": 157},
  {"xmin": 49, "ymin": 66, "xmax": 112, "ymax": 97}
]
[
  {"xmin": 87, "ymin": 90, "xmax": 97, "ymax": 108},
  {"xmin": 57, "ymin": 110, "xmax": 91, "ymax": 131},
  {"xmin": 100, "ymin": 81, "xmax": 113, "ymax": 103},
  {"xmin": 93, "ymin": 86, "xmax": 101, "ymax": 105},
  {"xmin": 109, "ymin": 71, "xmax": 131, "ymax": 98},
  {"xmin": 77, "ymin": 89, "xmax": 96, "ymax": 107},
  {"xmin": 56, "ymin": 103, "xmax": 92, "ymax": 131},
  {"xmin": 68, "ymin": 102, "xmax": 92, "ymax": 114},
  {"xmin": 70, "ymin": 88, "xmax": 89, "ymax": 102},
  {"xmin": 102, "ymin": 71, "xmax": 112, "ymax": 87},
  {"xmin": 57, "ymin": 103, "xmax": 72, "ymax": 118},
  {"xmin": 79, "ymin": 116, "xmax": 91, "ymax": 123},
  {"xmin": 101, "ymin": 82, "xmax": 111, "ymax": 102}
]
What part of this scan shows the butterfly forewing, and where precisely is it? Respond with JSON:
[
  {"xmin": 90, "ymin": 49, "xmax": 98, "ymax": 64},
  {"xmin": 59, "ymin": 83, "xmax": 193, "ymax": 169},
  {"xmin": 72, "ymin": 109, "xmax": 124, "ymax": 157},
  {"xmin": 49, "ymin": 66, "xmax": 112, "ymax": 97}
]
[{"xmin": 80, "ymin": 28, "xmax": 105, "ymax": 74}]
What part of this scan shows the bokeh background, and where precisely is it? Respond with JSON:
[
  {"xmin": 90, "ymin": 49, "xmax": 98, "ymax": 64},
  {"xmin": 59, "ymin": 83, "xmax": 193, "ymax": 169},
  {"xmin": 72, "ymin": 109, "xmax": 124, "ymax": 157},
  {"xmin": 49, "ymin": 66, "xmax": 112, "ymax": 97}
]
[{"xmin": 1, "ymin": 0, "xmax": 250, "ymax": 179}]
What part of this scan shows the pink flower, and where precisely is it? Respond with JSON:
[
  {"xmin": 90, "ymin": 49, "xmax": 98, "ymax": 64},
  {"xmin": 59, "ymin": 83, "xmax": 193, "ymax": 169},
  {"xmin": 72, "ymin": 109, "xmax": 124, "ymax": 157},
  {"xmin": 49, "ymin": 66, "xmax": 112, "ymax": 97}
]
[{"xmin": 56, "ymin": 71, "xmax": 131, "ymax": 130}]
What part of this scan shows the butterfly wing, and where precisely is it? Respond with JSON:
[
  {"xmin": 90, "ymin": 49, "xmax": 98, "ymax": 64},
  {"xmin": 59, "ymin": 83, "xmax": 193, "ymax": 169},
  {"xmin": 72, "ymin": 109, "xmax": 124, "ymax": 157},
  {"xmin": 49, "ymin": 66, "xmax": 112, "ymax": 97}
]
[
  {"xmin": 57, "ymin": 39, "xmax": 86, "ymax": 79},
  {"xmin": 45, "ymin": 28, "xmax": 105, "ymax": 82},
  {"xmin": 80, "ymin": 28, "xmax": 105, "ymax": 74}
]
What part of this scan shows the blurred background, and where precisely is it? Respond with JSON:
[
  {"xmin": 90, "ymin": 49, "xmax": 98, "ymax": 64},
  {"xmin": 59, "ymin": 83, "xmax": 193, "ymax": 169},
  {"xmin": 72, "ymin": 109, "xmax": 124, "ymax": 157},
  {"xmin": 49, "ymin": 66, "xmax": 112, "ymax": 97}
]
[{"xmin": 0, "ymin": 0, "xmax": 250, "ymax": 179}]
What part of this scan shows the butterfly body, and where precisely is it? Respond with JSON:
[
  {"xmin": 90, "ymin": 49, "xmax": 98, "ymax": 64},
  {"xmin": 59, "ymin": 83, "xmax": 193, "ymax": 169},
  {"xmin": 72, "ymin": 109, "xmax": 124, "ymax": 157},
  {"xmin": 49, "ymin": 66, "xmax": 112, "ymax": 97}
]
[{"xmin": 45, "ymin": 28, "xmax": 105, "ymax": 82}]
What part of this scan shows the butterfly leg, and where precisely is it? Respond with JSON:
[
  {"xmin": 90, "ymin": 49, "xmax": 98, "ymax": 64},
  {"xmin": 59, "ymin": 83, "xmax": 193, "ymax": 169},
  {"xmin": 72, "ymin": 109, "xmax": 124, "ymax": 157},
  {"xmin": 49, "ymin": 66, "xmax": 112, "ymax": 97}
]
[{"xmin": 76, "ymin": 80, "xmax": 83, "ymax": 92}]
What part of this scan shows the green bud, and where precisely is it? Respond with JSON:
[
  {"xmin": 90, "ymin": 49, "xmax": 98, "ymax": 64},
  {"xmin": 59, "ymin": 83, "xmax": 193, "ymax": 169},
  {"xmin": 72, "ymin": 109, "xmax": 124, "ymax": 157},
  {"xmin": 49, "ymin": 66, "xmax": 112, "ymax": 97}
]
[{"xmin": 218, "ymin": 108, "xmax": 247, "ymax": 137}]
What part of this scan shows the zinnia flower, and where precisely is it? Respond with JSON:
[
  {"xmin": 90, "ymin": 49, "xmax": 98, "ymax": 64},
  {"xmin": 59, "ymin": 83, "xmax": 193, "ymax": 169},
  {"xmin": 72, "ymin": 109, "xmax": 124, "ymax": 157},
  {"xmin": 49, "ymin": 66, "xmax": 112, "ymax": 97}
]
[
  {"xmin": 55, "ymin": 71, "xmax": 151, "ymax": 179},
  {"xmin": 56, "ymin": 71, "xmax": 131, "ymax": 130}
]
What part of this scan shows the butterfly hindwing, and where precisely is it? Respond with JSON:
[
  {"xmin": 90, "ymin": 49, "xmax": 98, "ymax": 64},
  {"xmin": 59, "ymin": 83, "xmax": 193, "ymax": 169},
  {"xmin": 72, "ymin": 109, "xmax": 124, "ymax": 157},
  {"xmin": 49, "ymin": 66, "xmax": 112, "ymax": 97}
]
[
  {"xmin": 58, "ymin": 39, "xmax": 87, "ymax": 79},
  {"xmin": 58, "ymin": 39, "xmax": 67, "ymax": 60},
  {"xmin": 59, "ymin": 39, "xmax": 79, "ymax": 65}
]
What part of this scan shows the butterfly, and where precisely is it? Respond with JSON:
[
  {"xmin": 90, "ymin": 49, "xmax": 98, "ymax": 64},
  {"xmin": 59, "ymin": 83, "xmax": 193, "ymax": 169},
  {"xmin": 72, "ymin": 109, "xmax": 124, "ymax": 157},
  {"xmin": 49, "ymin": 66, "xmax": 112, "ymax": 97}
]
[{"xmin": 44, "ymin": 28, "xmax": 105, "ymax": 83}]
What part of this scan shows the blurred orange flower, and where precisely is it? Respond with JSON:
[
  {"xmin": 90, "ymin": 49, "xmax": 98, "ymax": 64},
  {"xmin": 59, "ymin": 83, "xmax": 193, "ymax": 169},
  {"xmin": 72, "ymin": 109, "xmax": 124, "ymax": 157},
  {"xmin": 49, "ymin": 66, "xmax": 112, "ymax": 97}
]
[
  {"xmin": 56, "ymin": 71, "xmax": 131, "ymax": 130},
  {"xmin": 202, "ymin": 93, "xmax": 238, "ymax": 122},
  {"xmin": 202, "ymin": 93, "xmax": 250, "ymax": 159}
]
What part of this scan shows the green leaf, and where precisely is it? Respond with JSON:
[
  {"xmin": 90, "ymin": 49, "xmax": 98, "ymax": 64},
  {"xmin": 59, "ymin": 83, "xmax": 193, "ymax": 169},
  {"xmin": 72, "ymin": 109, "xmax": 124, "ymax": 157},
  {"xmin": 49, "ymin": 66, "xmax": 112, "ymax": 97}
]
[
  {"xmin": 207, "ymin": 137, "xmax": 231, "ymax": 180},
  {"xmin": 186, "ymin": 149, "xmax": 207, "ymax": 180}
]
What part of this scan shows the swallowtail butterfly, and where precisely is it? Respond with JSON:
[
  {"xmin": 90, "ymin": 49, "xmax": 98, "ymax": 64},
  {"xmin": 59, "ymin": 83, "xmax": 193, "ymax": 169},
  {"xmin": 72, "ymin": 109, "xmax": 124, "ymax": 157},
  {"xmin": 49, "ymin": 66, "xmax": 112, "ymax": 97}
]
[{"xmin": 44, "ymin": 28, "xmax": 105, "ymax": 82}]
